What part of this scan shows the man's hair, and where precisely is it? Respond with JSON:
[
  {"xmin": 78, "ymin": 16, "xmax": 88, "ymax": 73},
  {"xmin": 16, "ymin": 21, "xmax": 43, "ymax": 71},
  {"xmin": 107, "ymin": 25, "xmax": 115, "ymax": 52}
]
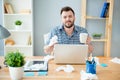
[{"xmin": 60, "ymin": 6, "xmax": 75, "ymax": 15}]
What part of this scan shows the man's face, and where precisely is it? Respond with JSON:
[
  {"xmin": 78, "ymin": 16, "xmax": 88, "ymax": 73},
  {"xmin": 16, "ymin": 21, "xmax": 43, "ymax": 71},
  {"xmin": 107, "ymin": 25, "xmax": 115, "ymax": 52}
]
[{"xmin": 61, "ymin": 11, "xmax": 75, "ymax": 28}]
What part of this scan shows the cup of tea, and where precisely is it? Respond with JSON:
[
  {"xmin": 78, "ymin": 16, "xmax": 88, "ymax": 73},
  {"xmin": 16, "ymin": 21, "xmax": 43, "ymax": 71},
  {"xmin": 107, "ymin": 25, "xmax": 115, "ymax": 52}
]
[{"xmin": 79, "ymin": 33, "xmax": 88, "ymax": 44}]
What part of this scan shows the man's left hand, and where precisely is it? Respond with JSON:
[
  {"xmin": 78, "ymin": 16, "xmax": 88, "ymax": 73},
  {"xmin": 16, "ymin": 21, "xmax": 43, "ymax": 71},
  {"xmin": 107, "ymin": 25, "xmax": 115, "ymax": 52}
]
[{"xmin": 86, "ymin": 36, "xmax": 94, "ymax": 53}]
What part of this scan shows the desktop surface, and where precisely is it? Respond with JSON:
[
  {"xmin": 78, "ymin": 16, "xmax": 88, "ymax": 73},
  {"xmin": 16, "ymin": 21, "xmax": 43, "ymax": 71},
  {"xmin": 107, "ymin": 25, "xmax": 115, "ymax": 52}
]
[{"xmin": 0, "ymin": 56, "xmax": 120, "ymax": 80}]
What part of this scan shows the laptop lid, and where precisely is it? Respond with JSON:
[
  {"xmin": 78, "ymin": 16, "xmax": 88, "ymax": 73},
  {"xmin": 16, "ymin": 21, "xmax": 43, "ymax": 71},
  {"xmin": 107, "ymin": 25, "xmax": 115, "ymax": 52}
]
[{"xmin": 54, "ymin": 44, "xmax": 88, "ymax": 64}]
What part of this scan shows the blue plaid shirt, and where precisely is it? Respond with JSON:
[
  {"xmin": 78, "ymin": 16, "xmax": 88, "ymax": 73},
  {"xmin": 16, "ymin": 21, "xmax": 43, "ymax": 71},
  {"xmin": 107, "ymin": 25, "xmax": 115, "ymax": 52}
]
[{"xmin": 46, "ymin": 25, "xmax": 88, "ymax": 45}]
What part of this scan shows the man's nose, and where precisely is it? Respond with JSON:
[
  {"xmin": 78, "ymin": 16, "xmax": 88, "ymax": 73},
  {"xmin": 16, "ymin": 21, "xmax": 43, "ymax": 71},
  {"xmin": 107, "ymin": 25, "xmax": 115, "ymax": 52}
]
[{"xmin": 66, "ymin": 17, "xmax": 70, "ymax": 21}]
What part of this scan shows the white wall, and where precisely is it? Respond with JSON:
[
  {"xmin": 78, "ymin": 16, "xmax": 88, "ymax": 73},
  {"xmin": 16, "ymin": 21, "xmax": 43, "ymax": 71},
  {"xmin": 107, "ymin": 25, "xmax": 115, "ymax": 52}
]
[
  {"xmin": 0, "ymin": 0, "xmax": 4, "ymax": 56},
  {"xmin": 33, "ymin": 0, "xmax": 81, "ymax": 56},
  {"xmin": 111, "ymin": 0, "xmax": 120, "ymax": 57}
]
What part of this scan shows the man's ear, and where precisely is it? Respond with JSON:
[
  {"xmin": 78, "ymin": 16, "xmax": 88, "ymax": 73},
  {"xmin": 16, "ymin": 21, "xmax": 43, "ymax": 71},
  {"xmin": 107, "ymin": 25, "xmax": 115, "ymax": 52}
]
[{"xmin": 74, "ymin": 16, "xmax": 76, "ymax": 21}]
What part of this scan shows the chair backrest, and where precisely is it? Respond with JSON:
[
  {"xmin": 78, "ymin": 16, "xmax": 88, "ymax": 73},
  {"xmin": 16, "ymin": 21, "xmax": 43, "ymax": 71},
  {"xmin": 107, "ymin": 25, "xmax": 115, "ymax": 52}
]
[{"xmin": 43, "ymin": 33, "xmax": 50, "ymax": 45}]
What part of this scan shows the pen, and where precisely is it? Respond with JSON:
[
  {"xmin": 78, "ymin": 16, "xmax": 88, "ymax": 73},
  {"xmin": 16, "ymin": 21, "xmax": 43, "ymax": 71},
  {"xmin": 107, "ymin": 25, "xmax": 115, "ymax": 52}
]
[{"xmin": 92, "ymin": 58, "xmax": 95, "ymax": 64}]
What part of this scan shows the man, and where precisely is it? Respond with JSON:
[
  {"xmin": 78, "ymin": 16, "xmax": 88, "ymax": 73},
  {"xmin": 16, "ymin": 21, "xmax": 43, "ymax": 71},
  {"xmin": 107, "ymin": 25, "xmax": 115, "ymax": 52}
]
[{"xmin": 44, "ymin": 6, "xmax": 93, "ymax": 54}]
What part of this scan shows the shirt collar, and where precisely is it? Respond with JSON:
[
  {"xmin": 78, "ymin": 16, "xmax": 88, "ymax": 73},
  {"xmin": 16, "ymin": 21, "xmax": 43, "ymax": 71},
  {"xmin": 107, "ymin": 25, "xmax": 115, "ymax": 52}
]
[
  {"xmin": 58, "ymin": 24, "xmax": 78, "ymax": 32},
  {"xmin": 58, "ymin": 25, "xmax": 64, "ymax": 30}
]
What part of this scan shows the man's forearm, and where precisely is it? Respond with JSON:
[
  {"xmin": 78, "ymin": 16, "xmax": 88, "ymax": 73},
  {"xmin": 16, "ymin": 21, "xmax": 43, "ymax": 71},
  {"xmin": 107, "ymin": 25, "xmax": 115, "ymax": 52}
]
[
  {"xmin": 88, "ymin": 43, "xmax": 93, "ymax": 53},
  {"xmin": 44, "ymin": 45, "xmax": 54, "ymax": 54},
  {"xmin": 86, "ymin": 36, "xmax": 93, "ymax": 53}
]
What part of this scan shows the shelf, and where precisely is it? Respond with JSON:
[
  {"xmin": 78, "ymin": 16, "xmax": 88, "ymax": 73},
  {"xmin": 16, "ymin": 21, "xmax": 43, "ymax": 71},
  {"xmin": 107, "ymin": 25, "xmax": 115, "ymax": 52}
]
[
  {"xmin": 91, "ymin": 38, "xmax": 107, "ymax": 42},
  {"xmin": 85, "ymin": 16, "xmax": 108, "ymax": 20},
  {"xmin": 5, "ymin": 45, "xmax": 32, "ymax": 48},
  {"xmin": 4, "ymin": 14, "xmax": 31, "ymax": 16},
  {"xmin": 9, "ymin": 30, "xmax": 32, "ymax": 32},
  {"xmin": 81, "ymin": 0, "xmax": 114, "ymax": 57}
]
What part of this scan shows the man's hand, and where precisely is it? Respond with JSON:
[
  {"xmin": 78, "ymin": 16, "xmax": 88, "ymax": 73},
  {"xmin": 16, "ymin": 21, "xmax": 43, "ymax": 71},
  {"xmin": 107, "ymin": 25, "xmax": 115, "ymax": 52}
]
[
  {"xmin": 44, "ymin": 35, "xmax": 58, "ymax": 54},
  {"xmin": 86, "ymin": 36, "xmax": 94, "ymax": 53},
  {"xmin": 44, "ymin": 45, "xmax": 54, "ymax": 54},
  {"xmin": 49, "ymin": 35, "xmax": 58, "ymax": 46}
]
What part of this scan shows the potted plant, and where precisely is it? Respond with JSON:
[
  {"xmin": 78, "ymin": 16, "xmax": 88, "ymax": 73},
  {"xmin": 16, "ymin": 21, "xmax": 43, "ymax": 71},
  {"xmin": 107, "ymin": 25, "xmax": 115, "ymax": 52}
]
[
  {"xmin": 15, "ymin": 20, "xmax": 22, "ymax": 30},
  {"xmin": 5, "ymin": 51, "xmax": 25, "ymax": 80},
  {"xmin": 92, "ymin": 33, "xmax": 102, "ymax": 39}
]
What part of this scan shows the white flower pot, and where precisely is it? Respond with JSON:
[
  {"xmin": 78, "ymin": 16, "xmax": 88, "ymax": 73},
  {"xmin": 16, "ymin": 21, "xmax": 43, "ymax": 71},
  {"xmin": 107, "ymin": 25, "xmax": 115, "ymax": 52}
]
[
  {"xmin": 15, "ymin": 25, "xmax": 22, "ymax": 30},
  {"xmin": 9, "ymin": 67, "xmax": 24, "ymax": 80}
]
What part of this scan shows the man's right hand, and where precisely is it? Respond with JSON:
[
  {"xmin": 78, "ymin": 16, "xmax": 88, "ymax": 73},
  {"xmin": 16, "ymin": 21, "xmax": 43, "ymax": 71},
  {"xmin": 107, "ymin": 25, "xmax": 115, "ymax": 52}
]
[
  {"xmin": 44, "ymin": 45, "xmax": 54, "ymax": 54},
  {"xmin": 48, "ymin": 35, "xmax": 58, "ymax": 46},
  {"xmin": 44, "ymin": 35, "xmax": 58, "ymax": 54}
]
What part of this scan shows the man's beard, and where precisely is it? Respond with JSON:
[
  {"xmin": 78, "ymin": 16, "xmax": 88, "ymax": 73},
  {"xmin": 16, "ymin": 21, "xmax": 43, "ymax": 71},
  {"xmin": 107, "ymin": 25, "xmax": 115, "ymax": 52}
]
[{"xmin": 64, "ymin": 21, "xmax": 74, "ymax": 28}]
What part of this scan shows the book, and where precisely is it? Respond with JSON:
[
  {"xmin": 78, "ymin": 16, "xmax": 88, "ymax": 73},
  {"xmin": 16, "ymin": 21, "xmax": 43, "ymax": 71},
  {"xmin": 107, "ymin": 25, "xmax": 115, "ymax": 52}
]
[
  {"xmin": 19, "ymin": 9, "xmax": 31, "ymax": 14},
  {"xmin": 7, "ymin": 3, "xmax": 14, "ymax": 14},
  {"xmin": 27, "ymin": 35, "xmax": 32, "ymax": 45},
  {"xmin": 100, "ymin": 2, "xmax": 110, "ymax": 18},
  {"xmin": 4, "ymin": 3, "xmax": 14, "ymax": 14},
  {"xmin": 4, "ymin": 4, "xmax": 7, "ymax": 13},
  {"xmin": 4, "ymin": 3, "xmax": 9, "ymax": 13},
  {"xmin": 104, "ymin": 2, "xmax": 109, "ymax": 17}
]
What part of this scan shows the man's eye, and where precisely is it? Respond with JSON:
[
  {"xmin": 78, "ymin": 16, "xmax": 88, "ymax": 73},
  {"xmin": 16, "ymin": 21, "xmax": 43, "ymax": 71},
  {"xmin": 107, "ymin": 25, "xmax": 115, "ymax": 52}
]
[
  {"xmin": 69, "ymin": 15, "xmax": 72, "ymax": 18},
  {"xmin": 63, "ymin": 16, "xmax": 66, "ymax": 19}
]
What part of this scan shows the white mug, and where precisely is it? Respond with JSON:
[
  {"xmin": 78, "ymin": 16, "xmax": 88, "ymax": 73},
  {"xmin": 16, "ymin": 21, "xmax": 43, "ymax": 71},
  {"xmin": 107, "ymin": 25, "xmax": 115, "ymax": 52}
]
[{"xmin": 79, "ymin": 33, "xmax": 88, "ymax": 44}]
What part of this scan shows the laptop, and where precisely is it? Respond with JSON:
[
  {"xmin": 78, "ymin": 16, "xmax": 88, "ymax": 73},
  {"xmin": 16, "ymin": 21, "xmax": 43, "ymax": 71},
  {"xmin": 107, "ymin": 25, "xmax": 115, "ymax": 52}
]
[{"xmin": 54, "ymin": 44, "xmax": 88, "ymax": 64}]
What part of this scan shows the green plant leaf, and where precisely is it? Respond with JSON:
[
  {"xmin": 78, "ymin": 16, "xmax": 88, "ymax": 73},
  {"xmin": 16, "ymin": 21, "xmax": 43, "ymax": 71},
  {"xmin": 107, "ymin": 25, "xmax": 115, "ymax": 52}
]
[
  {"xmin": 92, "ymin": 33, "xmax": 102, "ymax": 37},
  {"xmin": 15, "ymin": 20, "xmax": 22, "ymax": 25},
  {"xmin": 5, "ymin": 51, "xmax": 25, "ymax": 67}
]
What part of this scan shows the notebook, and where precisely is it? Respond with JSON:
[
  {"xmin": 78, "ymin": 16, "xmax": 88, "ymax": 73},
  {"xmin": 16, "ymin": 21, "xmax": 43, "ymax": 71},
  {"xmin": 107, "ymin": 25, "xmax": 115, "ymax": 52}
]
[{"xmin": 54, "ymin": 44, "xmax": 88, "ymax": 64}]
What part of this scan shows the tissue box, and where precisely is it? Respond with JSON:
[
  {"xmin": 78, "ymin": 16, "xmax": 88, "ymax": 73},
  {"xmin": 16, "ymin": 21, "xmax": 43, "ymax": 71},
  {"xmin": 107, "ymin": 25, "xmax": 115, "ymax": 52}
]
[{"xmin": 86, "ymin": 61, "xmax": 96, "ymax": 74}]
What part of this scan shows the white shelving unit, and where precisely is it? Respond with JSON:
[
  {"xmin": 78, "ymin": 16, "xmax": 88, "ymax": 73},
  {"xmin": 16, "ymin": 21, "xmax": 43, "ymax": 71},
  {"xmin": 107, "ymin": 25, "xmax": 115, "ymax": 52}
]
[{"xmin": 2, "ymin": 0, "xmax": 33, "ymax": 56}]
